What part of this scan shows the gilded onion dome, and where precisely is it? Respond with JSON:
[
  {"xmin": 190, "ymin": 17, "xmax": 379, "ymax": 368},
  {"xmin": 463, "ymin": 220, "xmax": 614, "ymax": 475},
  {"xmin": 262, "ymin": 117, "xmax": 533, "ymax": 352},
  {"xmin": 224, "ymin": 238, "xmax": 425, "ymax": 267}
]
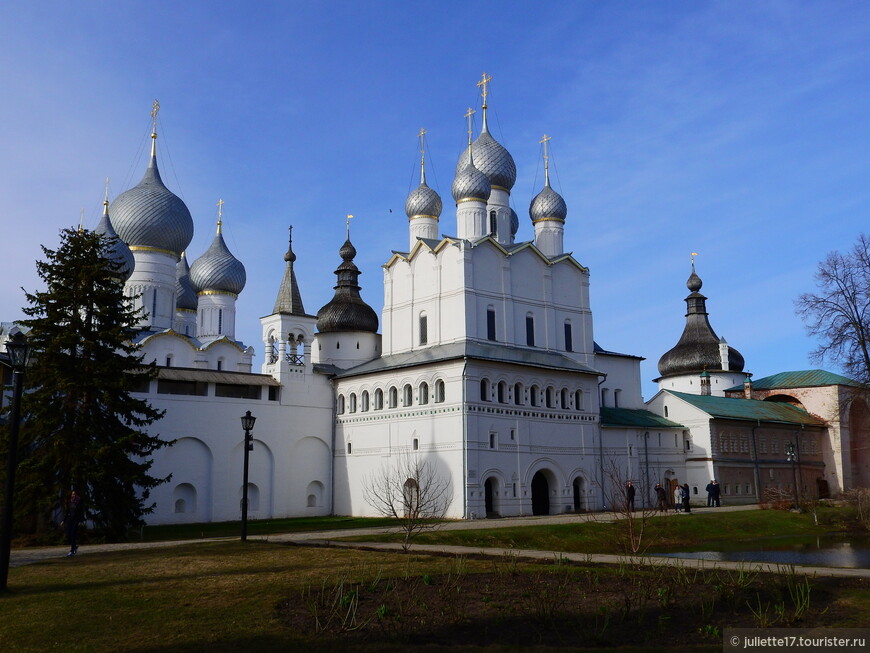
[
  {"xmin": 95, "ymin": 193, "xmax": 134, "ymax": 280},
  {"xmin": 189, "ymin": 220, "xmax": 247, "ymax": 295},
  {"xmin": 175, "ymin": 251, "xmax": 197, "ymax": 311},
  {"xmin": 657, "ymin": 264, "xmax": 745, "ymax": 378},
  {"xmin": 316, "ymin": 239, "xmax": 379, "ymax": 333},
  {"xmin": 110, "ymin": 132, "xmax": 194, "ymax": 256}
]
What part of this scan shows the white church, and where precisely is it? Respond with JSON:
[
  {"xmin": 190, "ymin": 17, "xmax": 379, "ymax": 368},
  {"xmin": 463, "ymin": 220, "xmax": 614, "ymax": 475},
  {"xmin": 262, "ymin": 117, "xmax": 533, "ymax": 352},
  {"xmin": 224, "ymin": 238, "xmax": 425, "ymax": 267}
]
[{"xmin": 3, "ymin": 78, "xmax": 867, "ymax": 523}]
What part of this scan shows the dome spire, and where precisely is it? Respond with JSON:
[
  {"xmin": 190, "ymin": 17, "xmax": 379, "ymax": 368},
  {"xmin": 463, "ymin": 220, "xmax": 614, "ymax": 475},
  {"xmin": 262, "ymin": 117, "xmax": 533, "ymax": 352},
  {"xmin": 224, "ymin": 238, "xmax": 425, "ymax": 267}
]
[
  {"xmin": 464, "ymin": 106, "xmax": 475, "ymax": 165},
  {"xmin": 216, "ymin": 199, "xmax": 224, "ymax": 235},
  {"xmin": 346, "ymin": 214, "xmax": 354, "ymax": 241},
  {"xmin": 273, "ymin": 225, "xmax": 308, "ymax": 316},
  {"xmin": 418, "ymin": 127, "xmax": 428, "ymax": 185},
  {"xmin": 150, "ymin": 99, "xmax": 160, "ymax": 159},
  {"xmin": 477, "ymin": 71, "xmax": 492, "ymax": 132},
  {"xmin": 540, "ymin": 133, "xmax": 552, "ymax": 187}
]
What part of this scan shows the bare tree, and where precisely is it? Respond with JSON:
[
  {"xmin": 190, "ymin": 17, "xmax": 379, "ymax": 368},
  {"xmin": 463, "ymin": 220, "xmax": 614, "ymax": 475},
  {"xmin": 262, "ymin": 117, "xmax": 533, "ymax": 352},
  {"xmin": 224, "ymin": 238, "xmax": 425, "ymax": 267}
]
[
  {"xmin": 596, "ymin": 459, "xmax": 667, "ymax": 555},
  {"xmin": 796, "ymin": 234, "xmax": 870, "ymax": 386},
  {"xmin": 362, "ymin": 452, "xmax": 453, "ymax": 551}
]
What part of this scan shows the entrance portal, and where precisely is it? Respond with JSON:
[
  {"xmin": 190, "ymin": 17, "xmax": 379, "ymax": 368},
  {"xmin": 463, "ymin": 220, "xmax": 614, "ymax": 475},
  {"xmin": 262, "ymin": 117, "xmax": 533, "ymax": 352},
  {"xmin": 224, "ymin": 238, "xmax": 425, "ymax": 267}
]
[
  {"xmin": 572, "ymin": 477, "xmax": 585, "ymax": 512},
  {"xmin": 484, "ymin": 477, "xmax": 496, "ymax": 517},
  {"xmin": 531, "ymin": 471, "xmax": 550, "ymax": 515}
]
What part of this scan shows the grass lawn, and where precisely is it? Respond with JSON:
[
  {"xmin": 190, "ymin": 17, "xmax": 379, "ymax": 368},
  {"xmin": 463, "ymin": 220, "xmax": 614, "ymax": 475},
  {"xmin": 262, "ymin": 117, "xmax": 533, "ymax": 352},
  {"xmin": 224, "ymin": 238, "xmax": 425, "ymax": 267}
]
[
  {"xmin": 2, "ymin": 536, "xmax": 869, "ymax": 652},
  {"xmin": 339, "ymin": 506, "xmax": 858, "ymax": 554}
]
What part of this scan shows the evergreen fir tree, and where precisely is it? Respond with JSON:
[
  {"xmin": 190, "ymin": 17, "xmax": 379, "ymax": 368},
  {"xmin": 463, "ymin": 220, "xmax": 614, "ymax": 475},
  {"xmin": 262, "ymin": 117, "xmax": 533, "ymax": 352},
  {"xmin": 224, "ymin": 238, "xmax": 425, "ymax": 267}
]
[{"xmin": 17, "ymin": 227, "xmax": 167, "ymax": 539}]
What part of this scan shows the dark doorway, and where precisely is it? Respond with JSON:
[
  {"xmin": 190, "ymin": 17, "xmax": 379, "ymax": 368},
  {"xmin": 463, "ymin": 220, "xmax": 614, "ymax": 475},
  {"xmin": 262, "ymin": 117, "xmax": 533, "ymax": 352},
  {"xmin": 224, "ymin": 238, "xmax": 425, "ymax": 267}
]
[
  {"xmin": 572, "ymin": 477, "xmax": 584, "ymax": 512},
  {"xmin": 531, "ymin": 471, "xmax": 550, "ymax": 515},
  {"xmin": 484, "ymin": 478, "xmax": 496, "ymax": 517}
]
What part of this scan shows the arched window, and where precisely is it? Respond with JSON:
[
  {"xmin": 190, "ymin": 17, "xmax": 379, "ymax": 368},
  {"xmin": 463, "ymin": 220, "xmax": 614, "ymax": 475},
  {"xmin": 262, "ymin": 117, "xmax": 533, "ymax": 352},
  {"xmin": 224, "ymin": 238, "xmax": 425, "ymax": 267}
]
[
  {"xmin": 349, "ymin": 393, "xmax": 357, "ymax": 413},
  {"xmin": 337, "ymin": 394, "xmax": 345, "ymax": 414},
  {"xmin": 574, "ymin": 389, "xmax": 584, "ymax": 410},
  {"xmin": 497, "ymin": 381, "xmax": 507, "ymax": 403},
  {"xmin": 514, "ymin": 382, "xmax": 523, "ymax": 405},
  {"xmin": 374, "ymin": 388, "xmax": 384, "ymax": 410},
  {"xmin": 564, "ymin": 320, "xmax": 573, "ymax": 352},
  {"xmin": 489, "ymin": 209, "xmax": 497, "ymax": 235},
  {"xmin": 419, "ymin": 382, "xmax": 429, "ymax": 405},
  {"xmin": 480, "ymin": 378, "xmax": 491, "ymax": 402},
  {"xmin": 419, "ymin": 311, "xmax": 428, "ymax": 346},
  {"xmin": 389, "ymin": 386, "xmax": 398, "ymax": 408},
  {"xmin": 403, "ymin": 384, "xmax": 413, "ymax": 406},
  {"xmin": 525, "ymin": 313, "xmax": 535, "ymax": 347},
  {"xmin": 546, "ymin": 387, "xmax": 555, "ymax": 408},
  {"xmin": 486, "ymin": 306, "xmax": 497, "ymax": 341},
  {"xmin": 530, "ymin": 385, "xmax": 539, "ymax": 407},
  {"xmin": 434, "ymin": 379, "xmax": 445, "ymax": 403},
  {"xmin": 347, "ymin": 442, "xmax": 352, "ymax": 454},
  {"xmin": 413, "ymin": 438, "xmax": 419, "ymax": 451},
  {"xmin": 561, "ymin": 388, "xmax": 568, "ymax": 409},
  {"xmin": 361, "ymin": 390, "xmax": 370, "ymax": 412}
]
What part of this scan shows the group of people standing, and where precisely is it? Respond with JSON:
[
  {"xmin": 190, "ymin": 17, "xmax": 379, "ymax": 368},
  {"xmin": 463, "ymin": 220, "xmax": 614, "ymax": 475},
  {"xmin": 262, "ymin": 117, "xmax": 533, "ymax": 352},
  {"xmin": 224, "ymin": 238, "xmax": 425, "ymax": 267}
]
[{"xmin": 630, "ymin": 480, "xmax": 722, "ymax": 514}]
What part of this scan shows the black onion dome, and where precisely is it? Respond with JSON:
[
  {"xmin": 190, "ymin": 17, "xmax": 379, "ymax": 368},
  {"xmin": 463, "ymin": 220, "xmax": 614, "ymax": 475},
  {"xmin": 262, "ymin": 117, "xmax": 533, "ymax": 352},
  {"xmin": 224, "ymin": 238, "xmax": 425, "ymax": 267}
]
[
  {"xmin": 316, "ymin": 239, "xmax": 378, "ymax": 333},
  {"xmin": 189, "ymin": 232, "xmax": 246, "ymax": 295},
  {"xmin": 95, "ymin": 203, "xmax": 134, "ymax": 281},
  {"xmin": 455, "ymin": 127, "xmax": 517, "ymax": 191},
  {"xmin": 110, "ymin": 153, "xmax": 194, "ymax": 255},
  {"xmin": 657, "ymin": 265, "xmax": 745, "ymax": 377},
  {"xmin": 175, "ymin": 252, "xmax": 197, "ymax": 310}
]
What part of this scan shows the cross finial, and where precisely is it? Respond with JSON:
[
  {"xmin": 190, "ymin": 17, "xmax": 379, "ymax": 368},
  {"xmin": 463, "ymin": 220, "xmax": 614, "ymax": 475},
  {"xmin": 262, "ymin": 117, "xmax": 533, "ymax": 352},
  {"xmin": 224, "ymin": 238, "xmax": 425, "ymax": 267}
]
[
  {"xmin": 540, "ymin": 134, "xmax": 552, "ymax": 185},
  {"xmin": 477, "ymin": 72, "xmax": 492, "ymax": 108},
  {"xmin": 464, "ymin": 106, "xmax": 476, "ymax": 148},
  {"xmin": 417, "ymin": 128, "xmax": 428, "ymax": 184},
  {"xmin": 346, "ymin": 214, "xmax": 354, "ymax": 240},
  {"xmin": 217, "ymin": 199, "xmax": 224, "ymax": 234},
  {"xmin": 79, "ymin": 207, "xmax": 84, "ymax": 232},
  {"xmin": 150, "ymin": 99, "xmax": 160, "ymax": 156},
  {"xmin": 104, "ymin": 177, "xmax": 110, "ymax": 209},
  {"xmin": 691, "ymin": 252, "xmax": 699, "ymax": 264}
]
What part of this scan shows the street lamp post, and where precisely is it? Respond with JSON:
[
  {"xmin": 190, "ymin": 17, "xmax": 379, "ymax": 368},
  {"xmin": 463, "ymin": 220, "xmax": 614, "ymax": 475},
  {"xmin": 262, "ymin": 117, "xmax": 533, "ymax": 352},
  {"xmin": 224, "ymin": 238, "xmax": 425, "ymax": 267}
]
[
  {"xmin": 240, "ymin": 410, "xmax": 256, "ymax": 542},
  {"xmin": 786, "ymin": 442, "xmax": 799, "ymax": 511},
  {"xmin": 1, "ymin": 332, "xmax": 30, "ymax": 591}
]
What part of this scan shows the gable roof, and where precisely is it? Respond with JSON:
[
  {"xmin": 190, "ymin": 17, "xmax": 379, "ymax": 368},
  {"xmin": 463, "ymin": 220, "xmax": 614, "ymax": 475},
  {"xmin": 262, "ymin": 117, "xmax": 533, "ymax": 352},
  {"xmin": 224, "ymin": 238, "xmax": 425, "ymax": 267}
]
[
  {"xmin": 725, "ymin": 369, "xmax": 860, "ymax": 391},
  {"xmin": 600, "ymin": 407, "xmax": 684, "ymax": 429},
  {"xmin": 667, "ymin": 390, "xmax": 826, "ymax": 426}
]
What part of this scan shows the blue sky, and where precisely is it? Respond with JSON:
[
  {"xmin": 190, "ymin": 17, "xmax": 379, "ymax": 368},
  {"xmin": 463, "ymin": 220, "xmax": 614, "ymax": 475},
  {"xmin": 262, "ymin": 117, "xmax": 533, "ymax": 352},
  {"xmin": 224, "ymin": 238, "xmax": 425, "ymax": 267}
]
[{"xmin": 1, "ymin": 1, "xmax": 868, "ymax": 398}]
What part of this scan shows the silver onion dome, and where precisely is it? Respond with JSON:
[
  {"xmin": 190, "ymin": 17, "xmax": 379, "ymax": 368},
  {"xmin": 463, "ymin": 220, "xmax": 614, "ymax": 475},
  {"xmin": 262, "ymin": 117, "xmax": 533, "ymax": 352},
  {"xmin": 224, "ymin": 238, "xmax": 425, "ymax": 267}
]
[
  {"xmin": 529, "ymin": 183, "xmax": 567, "ymax": 223},
  {"xmin": 110, "ymin": 153, "xmax": 194, "ymax": 256},
  {"xmin": 452, "ymin": 160, "xmax": 491, "ymax": 203},
  {"xmin": 455, "ymin": 127, "xmax": 517, "ymax": 191},
  {"xmin": 175, "ymin": 251, "xmax": 198, "ymax": 310},
  {"xmin": 509, "ymin": 207, "xmax": 519, "ymax": 236},
  {"xmin": 95, "ymin": 201, "xmax": 134, "ymax": 281},
  {"xmin": 189, "ymin": 230, "xmax": 246, "ymax": 295},
  {"xmin": 405, "ymin": 182, "xmax": 443, "ymax": 220}
]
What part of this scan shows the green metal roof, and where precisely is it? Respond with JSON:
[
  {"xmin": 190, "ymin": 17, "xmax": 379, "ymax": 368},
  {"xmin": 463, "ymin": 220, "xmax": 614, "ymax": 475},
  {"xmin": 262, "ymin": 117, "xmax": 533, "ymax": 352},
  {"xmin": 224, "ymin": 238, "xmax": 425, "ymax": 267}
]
[
  {"xmin": 600, "ymin": 407, "xmax": 684, "ymax": 429},
  {"xmin": 668, "ymin": 390, "xmax": 826, "ymax": 426},
  {"xmin": 725, "ymin": 369, "xmax": 859, "ymax": 392}
]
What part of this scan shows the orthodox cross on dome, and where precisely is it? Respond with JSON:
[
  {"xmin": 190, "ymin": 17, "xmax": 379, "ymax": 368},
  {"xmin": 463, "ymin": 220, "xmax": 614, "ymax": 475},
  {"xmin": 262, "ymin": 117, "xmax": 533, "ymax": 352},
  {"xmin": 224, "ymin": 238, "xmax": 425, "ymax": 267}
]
[
  {"xmin": 417, "ymin": 127, "xmax": 428, "ymax": 183},
  {"xmin": 79, "ymin": 207, "xmax": 84, "ymax": 232},
  {"xmin": 150, "ymin": 99, "xmax": 160, "ymax": 155},
  {"xmin": 104, "ymin": 177, "xmax": 110, "ymax": 208},
  {"xmin": 477, "ymin": 72, "xmax": 492, "ymax": 129},
  {"xmin": 464, "ymin": 107, "xmax": 475, "ymax": 147},
  {"xmin": 346, "ymin": 214, "xmax": 354, "ymax": 240},
  {"xmin": 540, "ymin": 133, "xmax": 552, "ymax": 185},
  {"xmin": 691, "ymin": 252, "xmax": 698, "ymax": 264},
  {"xmin": 216, "ymin": 199, "xmax": 224, "ymax": 234}
]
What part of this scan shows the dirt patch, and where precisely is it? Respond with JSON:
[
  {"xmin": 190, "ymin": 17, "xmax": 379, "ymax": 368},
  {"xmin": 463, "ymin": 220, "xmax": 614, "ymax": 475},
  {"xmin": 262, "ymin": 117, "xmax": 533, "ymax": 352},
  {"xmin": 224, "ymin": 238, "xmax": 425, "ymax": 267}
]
[{"xmin": 278, "ymin": 558, "xmax": 869, "ymax": 649}]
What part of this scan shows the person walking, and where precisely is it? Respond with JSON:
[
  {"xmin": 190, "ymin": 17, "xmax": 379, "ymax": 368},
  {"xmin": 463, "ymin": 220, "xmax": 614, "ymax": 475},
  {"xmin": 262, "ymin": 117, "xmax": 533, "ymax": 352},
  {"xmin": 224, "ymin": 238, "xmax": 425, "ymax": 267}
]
[
  {"xmin": 61, "ymin": 490, "xmax": 84, "ymax": 557},
  {"xmin": 625, "ymin": 481, "xmax": 636, "ymax": 512},
  {"xmin": 681, "ymin": 483, "xmax": 691, "ymax": 513},
  {"xmin": 706, "ymin": 480, "xmax": 715, "ymax": 507},
  {"xmin": 654, "ymin": 483, "xmax": 667, "ymax": 512},
  {"xmin": 712, "ymin": 480, "xmax": 721, "ymax": 507},
  {"xmin": 673, "ymin": 484, "xmax": 682, "ymax": 512}
]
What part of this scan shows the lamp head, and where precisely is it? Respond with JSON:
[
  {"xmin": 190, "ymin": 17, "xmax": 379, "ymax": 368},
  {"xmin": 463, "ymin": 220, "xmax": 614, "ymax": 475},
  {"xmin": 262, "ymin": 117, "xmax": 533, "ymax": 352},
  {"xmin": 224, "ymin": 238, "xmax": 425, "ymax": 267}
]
[
  {"xmin": 5, "ymin": 331, "xmax": 30, "ymax": 371},
  {"xmin": 240, "ymin": 410, "xmax": 256, "ymax": 432}
]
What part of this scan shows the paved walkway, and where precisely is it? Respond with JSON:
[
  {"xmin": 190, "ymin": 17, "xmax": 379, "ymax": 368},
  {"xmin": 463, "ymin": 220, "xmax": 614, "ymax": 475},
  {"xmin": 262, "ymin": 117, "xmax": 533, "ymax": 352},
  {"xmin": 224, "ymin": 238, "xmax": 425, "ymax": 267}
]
[{"xmin": 13, "ymin": 503, "xmax": 866, "ymax": 578}]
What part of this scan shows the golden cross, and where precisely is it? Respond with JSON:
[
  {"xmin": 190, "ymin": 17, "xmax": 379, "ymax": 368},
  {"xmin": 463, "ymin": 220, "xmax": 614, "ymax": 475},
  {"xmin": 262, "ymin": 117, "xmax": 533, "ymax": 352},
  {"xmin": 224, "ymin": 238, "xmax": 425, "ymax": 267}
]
[
  {"xmin": 477, "ymin": 72, "xmax": 492, "ymax": 107},
  {"xmin": 417, "ymin": 127, "xmax": 428, "ymax": 155},
  {"xmin": 540, "ymin": 134, "xmax": 551, "ymax": 180},
  {"xmin": 464, "ymin": 107, "xmax": 475, "ymax": 145},
  {"xmin": 691, "ymin": 252, "xmax": 699, "ymax": 263},
  {"xmin": 151, "ymin": 99, "xmax": 160, "ymax": 132}
]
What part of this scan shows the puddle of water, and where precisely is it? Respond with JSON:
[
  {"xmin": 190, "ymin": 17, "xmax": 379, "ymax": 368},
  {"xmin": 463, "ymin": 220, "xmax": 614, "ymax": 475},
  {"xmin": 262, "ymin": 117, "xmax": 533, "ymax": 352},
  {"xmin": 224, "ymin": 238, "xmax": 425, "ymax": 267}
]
[{"xmin": 652, "ymin": 534, "xmax": 870, "ymax": 568}]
